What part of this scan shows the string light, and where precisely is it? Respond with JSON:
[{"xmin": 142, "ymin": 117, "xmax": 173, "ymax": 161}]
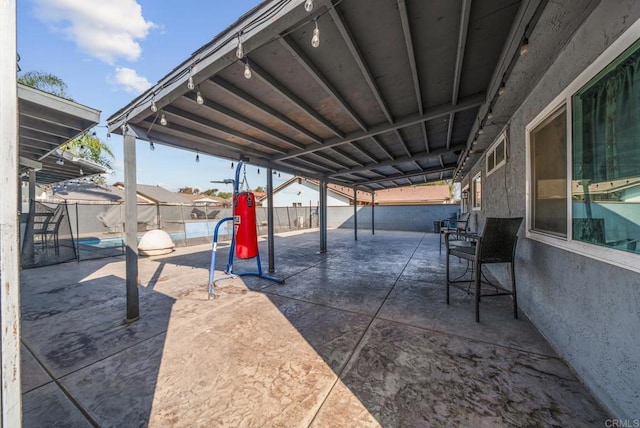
[
  {"xmin": 304, "ymin": 0, "xmax": 313, "ymax": 12},
  {"xmin": 150, "ymin": 98, "xmax": 158, "ymax": 113},
  {"xmin": 56, "ymin": 158, "xmax": 64, "ymax": 166},
  {"xmin": 278, "ymin": 173, "xmax": 281, "ymax": 178},
  {"xmin": 231, "ymin": 162, "xmax": 234, "ymax": 169},
  {"xmin": 150, "ymin": 142, "xmax": 155, "ymax": 151},
  {"xmin": 311, "ymin": 19, "xmax": 320, "ymax": 48},
  {"xmin": 196, "ymin": 152, "xmax": 200, "ymax": 163},
  {"xmin": 196, "ymin": 87, "xmax": 204, "ymax": 105},
  {"xmin": 487, "ymin": 109, "xmax": 494, "ymax": 120},
  {"xmin": 236, "ymin": 33, "xmax": 244, "ymax": 59},
  {"xmin": 257, "ymin": 168, "xmax": 260, "ymax": 175},
  {"xmin": 160, "ymin": 113, "xmax": 167, "ymax": 126},
  {"xmin": 106, "ymin": 132, "xmax": 111, "ymax": 141},
  {"xmin": 244, "ymin": 60, "xmax": 252, "ymax": 79},
  {"xmin": 187, "ymin": 69, "xmax": 195, "ymax": 90},
  {"xmin": 478, "ymin": 126, "xmax": 484, "ymax": 135}
]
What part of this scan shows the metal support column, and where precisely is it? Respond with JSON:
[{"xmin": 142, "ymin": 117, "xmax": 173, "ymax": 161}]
[
  {"xmin": 371, "ymin": 191, "xmax": 375, "ymax": 235},
  {"xmin": 353, "ymin": 187, "xmax": 358, "ymax": 241},
  {"xmin": 267, "ymin": 168, "xmax": 275, "ymax": 273},
  {"xmin": 0, "ymin": 0, "xmax": 22, "ymax": 423},
  {"xmin": 319, "ymin": 177, "xmax": 327, "ymax": 253},
  {"xmin": 123, "ymin": 130, "xmax": 140, "ymax": 322}
]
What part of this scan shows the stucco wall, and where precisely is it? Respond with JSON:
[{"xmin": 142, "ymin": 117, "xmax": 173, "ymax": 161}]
[
  {"xmin": 471, "ymin": 0, "xmax": 640, "ymax": 419},
  {"xmin": 328, "ymin": 204, "xmax": 458, "ymax": 232}
]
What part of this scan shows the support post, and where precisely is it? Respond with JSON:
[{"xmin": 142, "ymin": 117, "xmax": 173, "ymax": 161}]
[
  {"xmin": 267, "ymin": 168, "xmax": 275, "ymax": 273},
  {"xmin": 353, "ymin": 187, "xmax": 358, "ymax": 241},
  {"xmin": 22, "ymin": 171, "xmax": 37, "ymax": 264},
  {"xmin": 319, "ymin": 177, "xmax": 327, "ymax": 253},
  {"xmin": 371, "ymin": 191, "xmax": 375, "ymax": 235},
  {"xmin": 0, "ymin": 0, "xmax": 22, "ymax": 423},
  {"xmin": 123, "ymin": 130, "xmax": 140, "ymax": 322}
]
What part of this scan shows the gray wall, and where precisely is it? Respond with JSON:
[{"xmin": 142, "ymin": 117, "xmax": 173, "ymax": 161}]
[
  {"xmin": 468, "ymin": 0, "xmax": 640, "ymax": 419},
  {"xmin": 328, "ymin": 204, "xmax": 458, "ymax": 232}
]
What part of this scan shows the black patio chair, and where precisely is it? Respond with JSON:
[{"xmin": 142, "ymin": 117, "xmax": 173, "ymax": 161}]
[
  {"xmin": 439, "ymin": 212, "xmax": 471, "ymax": 253},
  {"xmin": 445, "ymin": 217, "xmax": 523, "ymax": 322}
]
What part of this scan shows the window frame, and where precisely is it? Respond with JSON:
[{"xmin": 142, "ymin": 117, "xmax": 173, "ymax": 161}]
[
  {"xmin": 525, "ymin": 20, "xmax": 640, "ymax": 273},
  {"xmin": 486, "ymin": 130, "xmax": 508, "ymax": 177},
  {"xmin": 471, "ymin": 172, "xmax": 482, "ymax": 211}
]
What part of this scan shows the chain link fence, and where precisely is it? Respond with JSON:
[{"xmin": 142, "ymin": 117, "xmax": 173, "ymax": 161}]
[{"xmin": 21, "ymin": 201, "xmax": 319, "ymax": 267}]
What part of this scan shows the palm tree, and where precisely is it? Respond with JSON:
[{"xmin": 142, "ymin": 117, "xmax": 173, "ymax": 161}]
[
  {"xmin": 18, "ymin": 70, "xmax": 115, "ymax": 179},
  {"xmin": 60, "ymin": 132, "xmax": 114, "ymax": 170},
  {"xmin": 18, "ymin": 70, "xmax": 73, "ymax": 100}
]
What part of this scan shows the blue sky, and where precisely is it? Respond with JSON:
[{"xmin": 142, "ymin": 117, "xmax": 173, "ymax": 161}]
[{"xmin": 17, "ymin": 0, "xmax": 290, "ymax": 192}]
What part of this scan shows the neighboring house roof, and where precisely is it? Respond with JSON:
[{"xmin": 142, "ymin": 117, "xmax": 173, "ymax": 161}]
[
  {"xmin": 37, "ymin": 183, "xmax": 146, "ymax": 203},
  {"xmin": 113, "ymin": 182, "xmax": 192, "ymax": 204},
  {"xmin": 373, "ymin": 185, "xmax": 452, "ymax": 205},
  {"xmin": 179, "ymin": 193, "xmax": 222, "ymax": 205},
  {"xmin": 258, "ymin": 176, "xmax": 452, "ymax": 205}
]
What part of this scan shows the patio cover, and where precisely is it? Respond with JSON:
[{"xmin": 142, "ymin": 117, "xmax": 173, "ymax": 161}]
[
  {"xmin": 107, "ymin": 0, "xmax": 554, "ymax": 189},
  {"xmin": 18, "ymin": 83, "xmax": 105, "ymax": 184}
]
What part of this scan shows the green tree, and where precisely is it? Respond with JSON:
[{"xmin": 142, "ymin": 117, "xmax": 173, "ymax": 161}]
[
  {"xmin": 203, "ymin": 188, "xmax": 219, "ymax": 196},
  {"xmin": 254, "ymin": 186, "xmax": 265, "ymax": 193},
  {"xmin": 217, "ymin": 192, "xmax": 232, "ymax": 199},
  {"xmin": 18, "ymin": 70, "xmax": 73, "ymax": 100},
  {"xmin": 178, "ymin": 187, "xmax": 195, "ymax": 194},
  {"xmin": 60, "ymin": 132, "xmax": 114, "ymax": 170}
]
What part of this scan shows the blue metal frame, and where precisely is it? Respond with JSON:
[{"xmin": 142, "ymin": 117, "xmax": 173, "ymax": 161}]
[{"xmin": 208, "ymin": 161, "xmax": 284, "ymax": 299}]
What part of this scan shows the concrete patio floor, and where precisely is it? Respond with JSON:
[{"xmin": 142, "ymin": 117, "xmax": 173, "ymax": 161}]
[{"xmin": 20, "ymin": 229, "xmax": 609, "ymax": 427}]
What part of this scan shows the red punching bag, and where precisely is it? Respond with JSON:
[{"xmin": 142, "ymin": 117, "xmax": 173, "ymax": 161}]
[{"xmin": 234, "ymin": 192, "xmax": 259, "ymax": 259}]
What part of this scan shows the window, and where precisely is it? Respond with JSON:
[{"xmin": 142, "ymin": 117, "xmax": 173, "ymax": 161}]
[
  {"xmin": 530, "ymin": 105, "xmax": 568, "ymax": 237},
  {"xmin": 526, "ymin": 24, "xmax": 640, "ymax": 272},
  {"xmin": 472, "ymin": 173, "xmax": 482, "ymax": 210},
  {"xmin": 486, "ymin": 131, "xmax": 508, "ymax": 176},
  {"xmin": 571, "ymin": 39, "xmax": 640, "ymax": 253},
  {"xmin": 292, "ymin": 202, "xmax": 302, "ymax": 207}
]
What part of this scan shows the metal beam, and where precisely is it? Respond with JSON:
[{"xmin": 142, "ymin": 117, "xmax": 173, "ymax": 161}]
[
  {"xmin": 353, "ymin": 164, "xmax": 457, "ymax": 186},
  {"xmin": 163, "ymin": 105, "xmax": 287, "ymax": 154},
  {"xmin": 330, "ymin": 146, "xmax": 364, "ymax": 167},
  {"xmin": 447, "ymin": 0, "xmax": 473, "ymax": 151},
  {"xmin": 330, "ymin": 7, "xmax": 394, "ymax": 124},
  {"xmin": 329, "ymin": 145, "xmax": 464, "ymax": 177},
  {"xmin": 274, "ymin": 93, "xmax": 484, "ymax": 161},
  {"xmin": 394, "ymin": 129, "xmax": 412, "ymax": 157},
  {"xmin": 354, "ymin": 187, "xmax": 358, "ymax": 241},
  {"xmin": 250, "ymin": 60, "xmax": 345, "ymax": 139},
  {"xmin": 371, "ymin": 136, "xmax": 395, "ymax": 160},
  {"xmin": 350, "ymin": 142, "xmax": 378, "ymax": 163},
  {"xmin": 397, "ymin": 0, "xmax": 423, "ymax": 115},
  {"xmin": 209, "ymin": 77, "xmax": 319, "ymax": 146},
  {"xmin": 279, "ymin": 36, "xmax": 368, "ymax": 132}
]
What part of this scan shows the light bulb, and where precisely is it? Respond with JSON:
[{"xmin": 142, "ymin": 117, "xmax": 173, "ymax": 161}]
[
  {"xmin": 196, "ymin": 153, "xmax": 200, "ymax": 163},
  {"xmin": 520, "ymin": 37, "xmax": 529, "ymax": 56},
  {"xmin": 478, "ymin": 127, "xmax": 484, "ymax": 135},
  {"xmin": 236, "ymin": 36, "xmax": 244, "ymax": 59},
  {"xmin": 257, "ymin": 168, "xmax": 260, "ymax": 175},
  {"xmin": 150, "ymin": 142, "xmax": 155, "ymax": 151},
  {"xmin": 487, "ymin": 109, "xmax": 494, "ymax": 120},
  {"xmin": 498, "ymin": 82, "xmax": 506, "ymax": 96},
  {"xmin": 187, "ymin": 75, "xmax": 195, "ymax": 90},
  {"xmin": 106, "ymin": 132, "xmax": 111, "ymax": 141},
  {"xmin": 244, "ymin": 62, "xmax": 252, "ymax": 79},
  {"xmin": 304, "ymin": 0, "xmax": 313, "ymax": 12},
  {"xmin": 196, "ymin": 89, "xmax": 204, "ymax": 105},
  {"xmin": 231, "ymin": 162, "xmax": 234, "ymax": 169},
  {"xmin": 150, "ymin": 99, "xmax": 158, "ymax": 112},
  {"xmin": 80, "ymin": 168, "xmax": 84, "ymax": 175},
  {"xmin": 160, "ymin": 113, "xmax": 167, "ymax": 126},
  {"xmin": 311, "ymin": 21, "xmax": 320, "ymax": 48}
]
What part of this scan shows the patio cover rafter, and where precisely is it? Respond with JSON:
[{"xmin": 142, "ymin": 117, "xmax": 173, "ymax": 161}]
[
  {"xmin": 353, "ymin": 163, "xmax": 457, "ymax": 186},
  {"xmin": 275, "ymin": 93, "xmax": 484, "ymax": 161}
]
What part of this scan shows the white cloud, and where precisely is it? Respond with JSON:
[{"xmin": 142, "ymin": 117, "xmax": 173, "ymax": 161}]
[
  {"xmin": 32, "ymin": 0, "xmax": 155, "ymax": 64},
  {"xmin": 111, "ymin": 67, "xmax": 151, "ymax": 94}
]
